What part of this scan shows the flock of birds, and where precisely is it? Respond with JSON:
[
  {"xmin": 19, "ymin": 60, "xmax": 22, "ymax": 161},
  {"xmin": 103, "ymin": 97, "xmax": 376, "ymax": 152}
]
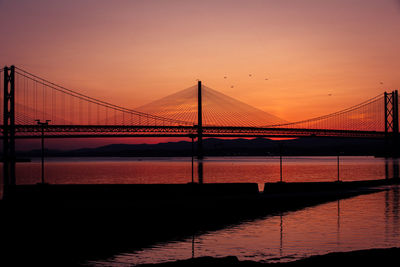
[
  {"xmin": 222, "ymin": 73, "xmax": 269, "ymax": 88},
  {"xmin": 206, "ymin": 74, "xmax": 386, "ymax": 97}
]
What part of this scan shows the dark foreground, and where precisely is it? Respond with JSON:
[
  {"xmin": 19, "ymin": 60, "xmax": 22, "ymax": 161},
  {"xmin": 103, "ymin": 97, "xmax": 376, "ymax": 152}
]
[
  {"xmin": 0, "ymin": 179, "xmax": 398, "ymax": 266},
  {"xmin": 135, "ymin": 247, "xmax": 400, "ymax": 266}
]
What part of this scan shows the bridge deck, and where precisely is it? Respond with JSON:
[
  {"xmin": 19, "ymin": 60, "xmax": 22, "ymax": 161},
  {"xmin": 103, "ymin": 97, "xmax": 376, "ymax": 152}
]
[{"xmin": 0, "ymin": 125, "xmax": 387, "ymax": 138}]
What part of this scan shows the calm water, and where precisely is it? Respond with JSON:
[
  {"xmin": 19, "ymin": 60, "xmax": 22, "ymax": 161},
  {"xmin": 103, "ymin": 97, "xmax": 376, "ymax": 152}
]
[
  {"xmin": 2, "ymin": 156, "xmax": 400, "ymax": 265},
  {"xmin": 10, "ymin": 156, "xmax": 398, "ymax": 190},
  {"xmin": 88, "ymin": 185, "xmax": 400, "ymax": 266}
]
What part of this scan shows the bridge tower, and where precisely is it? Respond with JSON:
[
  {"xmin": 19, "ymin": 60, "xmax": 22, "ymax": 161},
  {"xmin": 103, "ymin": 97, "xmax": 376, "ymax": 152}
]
[
  {"xmin": 384, "ymin": 90, "xmax": 399, "ymax": 158},
  {"xmin": 197, "ymin": 80, "xmax": 203, "ymax": 159},
  {"xmin": 2, "ymin": 65, "xmax": 16, "ymax": 199},
  {"xmin": 197, "ymin": 81, "xmax": 204, "ymax": 183}
]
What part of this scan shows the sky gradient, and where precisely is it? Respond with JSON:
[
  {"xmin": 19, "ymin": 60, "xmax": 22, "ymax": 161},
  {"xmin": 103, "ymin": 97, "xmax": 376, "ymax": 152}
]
[{"xmin": 1, "ymin": 0, "xmax": 400, "ymax": 149}]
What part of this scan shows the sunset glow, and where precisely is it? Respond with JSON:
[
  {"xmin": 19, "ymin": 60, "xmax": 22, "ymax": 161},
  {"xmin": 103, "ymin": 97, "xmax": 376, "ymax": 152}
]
[
  {"xmin": 2, "ymin": 2, "xmax": 400, "ymax": 265},
  {"xmin": 1, "ymin": 0, "xmax": 400, "ymax": 148}
]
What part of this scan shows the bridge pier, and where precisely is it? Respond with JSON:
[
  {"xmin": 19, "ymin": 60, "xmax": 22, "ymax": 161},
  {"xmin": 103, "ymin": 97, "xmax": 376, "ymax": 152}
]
[
  {"xmin": 189, "ymin": 134, "xmax": 204, "ymax": 184},
  {"xmin": 2, "ymin": 65, "xmax": 16, "ymax": 199}
]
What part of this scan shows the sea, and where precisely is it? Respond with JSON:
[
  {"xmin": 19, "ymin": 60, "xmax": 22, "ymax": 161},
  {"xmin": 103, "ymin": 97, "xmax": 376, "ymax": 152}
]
[{"xmin": 2, "ymin": 156, "xmax": 400, "ymax": 265}]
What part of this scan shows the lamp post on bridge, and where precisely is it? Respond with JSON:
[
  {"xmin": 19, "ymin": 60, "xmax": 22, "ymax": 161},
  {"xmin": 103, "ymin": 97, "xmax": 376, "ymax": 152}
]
[{"xmin": 35, "ymin": 119, "xmax": 51, "ymax": 184}]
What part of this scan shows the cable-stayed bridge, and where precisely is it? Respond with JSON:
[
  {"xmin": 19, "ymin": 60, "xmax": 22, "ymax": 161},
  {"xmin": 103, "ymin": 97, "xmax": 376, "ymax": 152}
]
[
  {"xmin": 1, "ymin": 66, "xmax": 398, "ymax": 140},
  {"xmin": 1, "ymin": 65, "xmax": 399, "ymax": 192}
]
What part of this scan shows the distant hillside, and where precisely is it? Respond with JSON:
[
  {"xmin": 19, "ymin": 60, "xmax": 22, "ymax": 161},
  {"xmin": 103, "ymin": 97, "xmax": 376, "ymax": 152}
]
[{"xmin": 16, "ymin": 137, "xmax": 387, "ymax": 157}]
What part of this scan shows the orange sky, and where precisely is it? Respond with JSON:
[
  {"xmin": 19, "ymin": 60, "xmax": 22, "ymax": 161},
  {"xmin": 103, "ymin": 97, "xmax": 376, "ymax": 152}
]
[{"xmin": 1, "ymin": 0, "xmax": 400, "ymax": 149}]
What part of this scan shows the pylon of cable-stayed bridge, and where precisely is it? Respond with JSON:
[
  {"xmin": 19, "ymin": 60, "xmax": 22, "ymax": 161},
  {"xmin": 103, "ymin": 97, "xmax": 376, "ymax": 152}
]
[
  {"xmin": 135, "ymin": 83, "xmax": 287, "ymax": 127},
  {"xmin": 135, "ymin": 81, "xmax": 288, "ymax": 159}
]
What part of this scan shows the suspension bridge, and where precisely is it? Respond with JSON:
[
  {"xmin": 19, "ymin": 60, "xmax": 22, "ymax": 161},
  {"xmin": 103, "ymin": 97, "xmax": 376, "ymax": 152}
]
[{"xmin": 1, "ymin": 65, "xmax": 399, "ymax": 196}]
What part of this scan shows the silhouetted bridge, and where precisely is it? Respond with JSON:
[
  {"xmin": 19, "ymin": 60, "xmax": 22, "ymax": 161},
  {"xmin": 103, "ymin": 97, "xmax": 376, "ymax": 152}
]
[
  {"xmin": 2, "ymin": 66, "xmax": 398, "ymax": 139},
  {"xmin": 1, "ymin": 65, "xmax": 399, "ymax": 197}
]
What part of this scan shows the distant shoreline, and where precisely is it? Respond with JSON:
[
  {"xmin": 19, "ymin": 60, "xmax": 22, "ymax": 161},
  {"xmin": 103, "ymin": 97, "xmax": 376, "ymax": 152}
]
[
  {"xmin": 13, "ymin": 154, "xmax": 386, "ymax": 160},
  {"xmin": 11, "ymin": 137, "xmax": 388, "ymax": 158}
]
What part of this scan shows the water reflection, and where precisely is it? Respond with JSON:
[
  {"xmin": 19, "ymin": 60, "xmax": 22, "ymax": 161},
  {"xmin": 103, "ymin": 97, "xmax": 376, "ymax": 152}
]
[
  {"xmin": 88, "ymin": 185, "xmax": 400, "ymax": 266},
  {"xmin": 192, "ymin": 234, "xmax": 195, "ymax": 259},
  {"xmin": 385, "ymin": 157, "xmax": 399, "ymax": 179},
  {"xmin": 280, "ymin": 214, "xmax": 283, "ymax": 256},
  {"xmin": 8, "ymin": 156, "xmax": 395, "ymax": 187},
  {"xmin": 278, "ymin": 200, "xmax": 342, "ymax": 261},
  {"xmin": 393, "ymin": 186, "xmax": 399, "ymax": 235},
  {"xmin": 197, "ymin": 156, "xmax": 399, "ymax": 185},
  {"xmin": 384, "ymin": 185, "xmax": 400, "ymax": 242},
  {"xmin": 394, "ymin": 158, "xmax": 399, "ymax": 179},
  {"xmin": 2, "ymin": 156, "xmax": 398, "ymax": 199},
  {"xmin": 198, "ymin": 160, "xmax": 204, "ymax": 184}
]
